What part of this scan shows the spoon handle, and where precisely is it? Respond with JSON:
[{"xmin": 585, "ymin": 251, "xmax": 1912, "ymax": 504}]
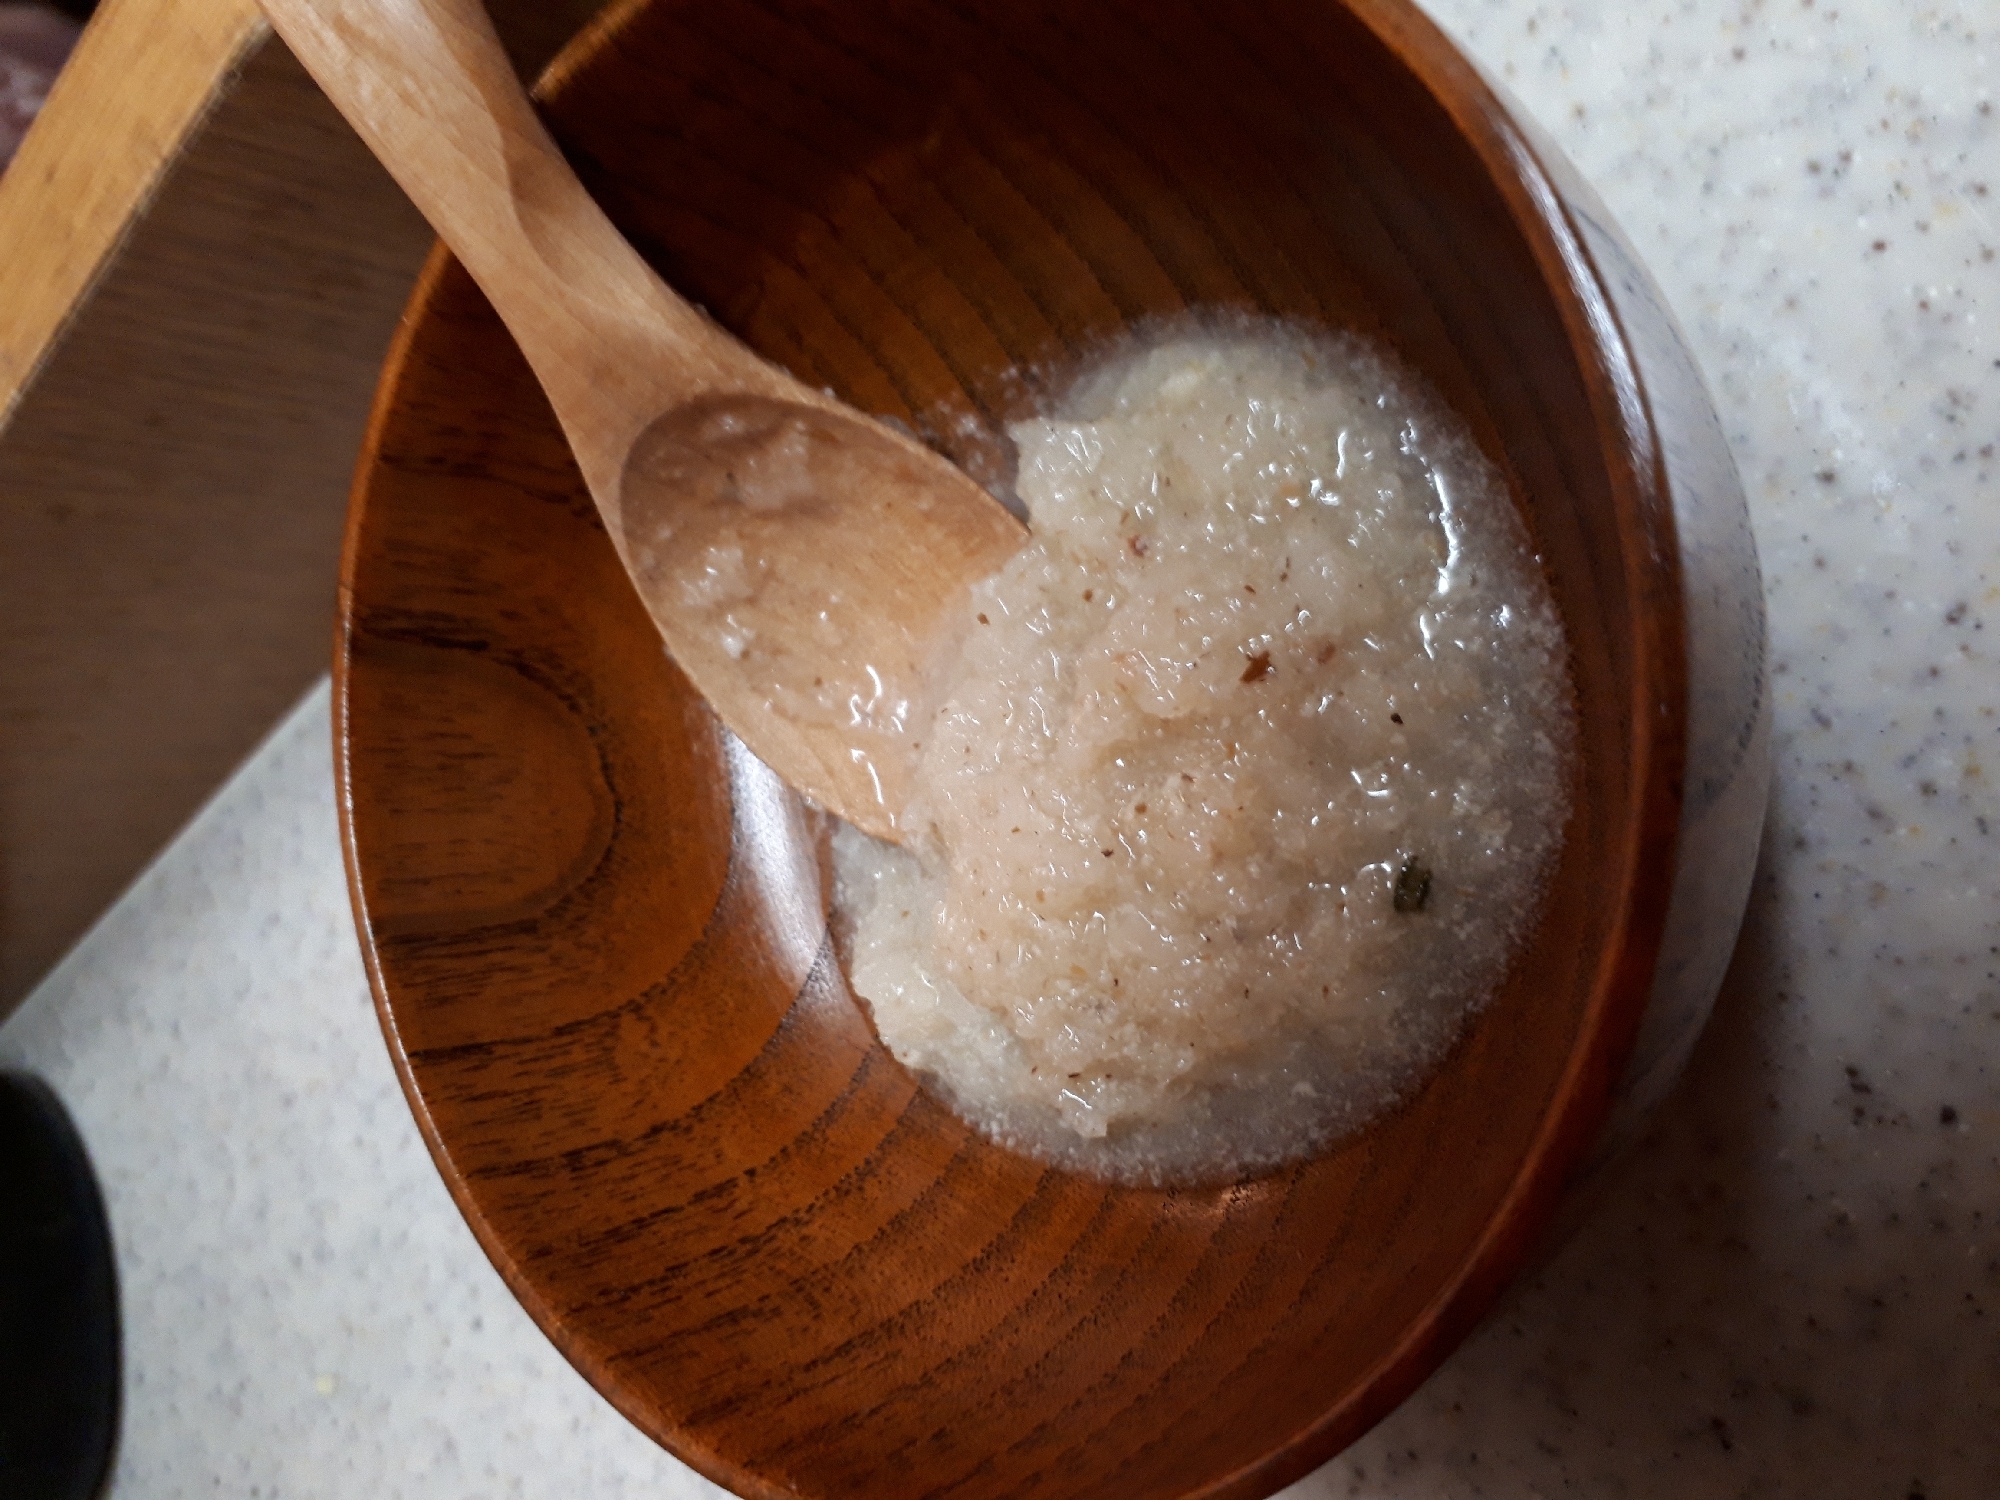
[{"xmin": 259, "ymin": 0, "xmax": 791, "ymax": 514}]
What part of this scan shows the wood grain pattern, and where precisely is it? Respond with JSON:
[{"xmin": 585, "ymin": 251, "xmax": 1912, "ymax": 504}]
[
  {"xmin": 0, "ymin": 26, "xmax": 428, "ymax": 1012},
  {"xmin": 0, "ymin": 0, "xmax": 609, "ymax": 1015},
  {"xmin": 339, "ymin": 1, "xmax": 1701, "ymax": 1494},
  {"xmin": 266, "ymin": 0, "xmax": 1025, "ymax": 837}
]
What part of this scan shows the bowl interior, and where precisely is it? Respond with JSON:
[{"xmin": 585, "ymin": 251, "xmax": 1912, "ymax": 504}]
[{"xmin": 337, "ymin": 1, "xmax": 1671, "ymax": 1496}]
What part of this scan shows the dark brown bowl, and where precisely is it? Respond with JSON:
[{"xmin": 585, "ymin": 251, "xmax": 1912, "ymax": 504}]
[{"xmin": 334, "ymin": 1, "xmax": 1769, "ymax": 1495}]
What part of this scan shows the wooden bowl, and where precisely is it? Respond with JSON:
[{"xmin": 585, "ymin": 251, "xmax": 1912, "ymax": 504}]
[{"xmin": 335, "ymin": 0, "xmax": 1769, "ymax": 1495}]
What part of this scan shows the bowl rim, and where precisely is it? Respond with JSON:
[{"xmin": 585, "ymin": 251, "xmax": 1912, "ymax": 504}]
[
  {"xmin": 331, "ymin": 1, "xmax": 1690, "ymax": 1493},
  {"xmin": 1206, "ymin": 1, "xmax": 1691, "ymax": 1494}
]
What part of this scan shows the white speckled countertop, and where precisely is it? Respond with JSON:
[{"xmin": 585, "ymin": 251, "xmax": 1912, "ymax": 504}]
[{"xmin": 3, "ymin": 1, "xmax": 1994, "ymax": 1495}]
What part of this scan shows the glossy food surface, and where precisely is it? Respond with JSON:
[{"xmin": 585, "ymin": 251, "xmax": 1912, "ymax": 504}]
[{"xmin": 835, "ymin": 323, "xmax": 1576, "ymax": 1184}]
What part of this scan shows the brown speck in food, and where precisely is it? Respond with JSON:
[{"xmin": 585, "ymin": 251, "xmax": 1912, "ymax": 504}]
[
  {"xmin": 1941, "ymin": 1104, "xmax": 1959, "ymax": 1124},
  {"xmin": 1083, "ymin": 589, "xmax": 1094, "ymax": 602},
  {"xmin": 1243, "ymin": 583, "xmax": 1256, "ymax": 594},
  {"xmin": 1133, "ymin": 802, "xmax": 1147, "ymax": 815},
  {"xmin": 1069, "ymin": 1072, "xmax": 1082, "ymax": 1080},
  {"xmin": 1240, "ymin": 651, "xmax": 1274, "ymax": 683},
  {"xmin": 1391, "ymin": 712, "xmax": 1404, "ymax": 724},
  {"xmin": 1316, "ymin": 642, "xmax": 1338, "ymax": 664},
  {"xmin": 1128, "ymin": 535, "xmax": 1149, "ymax": 557},
  {"xmin": 1101, "ymin": 848, "xmax": 1115, "ymax": 858},
  {"xmin": 1393, "ymin": 858, "xmax": 1432, "ymax": 913},
  {"xmin": 978, "ymin": 613, "xmax": 990, "ymax": 624}
]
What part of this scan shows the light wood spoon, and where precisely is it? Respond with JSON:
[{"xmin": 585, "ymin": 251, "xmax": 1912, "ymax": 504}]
[{"xmin": 262, "ymin": 0, "xmax": 1024, "ymax": 841}]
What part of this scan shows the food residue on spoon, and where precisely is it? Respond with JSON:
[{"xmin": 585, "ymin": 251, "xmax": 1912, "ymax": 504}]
[{"xmin": 832, "ymin": 319, "xmax": 1577, "ymax": 1185}]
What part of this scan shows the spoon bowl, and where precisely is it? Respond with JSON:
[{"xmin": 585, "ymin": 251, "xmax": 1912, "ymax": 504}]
[
  {"xmin": 336, "ymin": 0, "xmax": 1768, "ymax": 1495},
  {"xmin": 268, "ymin": 0, "xmax": 1022, "ymax": 838}
]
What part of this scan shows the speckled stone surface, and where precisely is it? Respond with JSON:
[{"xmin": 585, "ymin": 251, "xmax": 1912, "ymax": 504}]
[
  {"xmin": 1305, "ymin": 2, "xmax": 2000, "ymax": 1496},
  {"xmin": 1, "ymin": 1, "xmax": 1993, "ymax": 1495}
]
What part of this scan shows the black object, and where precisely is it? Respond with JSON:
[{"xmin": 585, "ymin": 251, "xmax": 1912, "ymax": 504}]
[{"xmin": 0, "ymin": 1072, "xmax": 119, "ymax": 1500}]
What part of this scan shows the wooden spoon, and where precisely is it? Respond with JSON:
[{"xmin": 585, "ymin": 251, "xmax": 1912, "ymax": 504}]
[{"xmin": 261, "ymin": 0, "xmax": 1024, "ymax": 841}]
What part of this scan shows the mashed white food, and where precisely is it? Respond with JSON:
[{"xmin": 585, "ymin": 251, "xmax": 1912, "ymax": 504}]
[{"xmin": 833, "ymin": 321, "xmax": 1575, "ymax": 1184}]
